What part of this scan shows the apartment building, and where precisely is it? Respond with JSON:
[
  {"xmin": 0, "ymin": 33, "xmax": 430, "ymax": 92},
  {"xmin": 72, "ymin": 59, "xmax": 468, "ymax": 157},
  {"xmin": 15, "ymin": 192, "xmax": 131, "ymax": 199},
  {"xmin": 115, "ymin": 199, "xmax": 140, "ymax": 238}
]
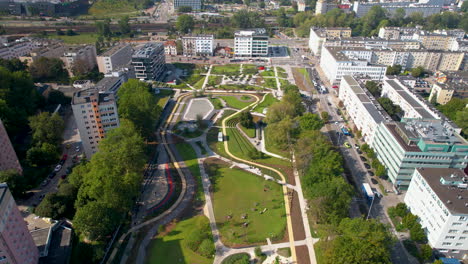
[
  {"xmin": 131, "ymin": 43, "xmax": 166, "ymax": 81},
  {"xmin": 62, "ymin": 45, "xmax": 97, "ymax": 76},
  {"xmin": 96, "ymin": 44, "xmax": 133, "ymax": 74},
  {"xmin": 429, "ymin": 71, "xmax": 468, "ymax": 104},
  {"xmin": 234, "ymin": 29, "xmax": 269, "ymax": 57},
  {"xmin": 372, "ymin": 119, "xmax": 468, "ymax": 189},
  {"xmin": 353, "ymin": 0, "xmax": 443, "ymax": 18},
  {"xmin": 308, "ymin": 27, "xmax": 352, "ymax": 55},
  {"xmin": 297, "ymin": 0, "xmax": 306, "ymax": 11},
  {"xmin": 315, "ymin": 0, "xmax": 337, "ymax": 14},
  {"xmin": 71, "ymin": 89, "xmax": 120, "ymax": 158},
  {"xmin": 405, "ymin": 168, "xmax": 467, "ymax": 259},
  {"xmin": 413, "ymin": 32, "xmax": 456, "ymax": 50},
  {"xmin": 338, "ymin": 76, "xmax": 392, "ymax": 145},
  {"xmin": 164, "ymin": 40, "xmax": 177, "ymax": 56},
  {"xmin": 173, "ymin": 0, "xmax": 201, "ymax": 10},
  {"xmin": 0, "ymin": 38, "xmax": 36, "ymax": 59},
  {"xmin": 0, "ymin": 119, "xmax": 22, "ymax": 174},
  {"xmin": 320, "ymin": 46, "xmax": 387, "ymax": 84},
  {"xmin": 182, "ymin": 35, "xmax": 214, "ymax": 56},
  {"xmin": 0, "ymin": 183, "xmax": 39, "ymax": 264}
]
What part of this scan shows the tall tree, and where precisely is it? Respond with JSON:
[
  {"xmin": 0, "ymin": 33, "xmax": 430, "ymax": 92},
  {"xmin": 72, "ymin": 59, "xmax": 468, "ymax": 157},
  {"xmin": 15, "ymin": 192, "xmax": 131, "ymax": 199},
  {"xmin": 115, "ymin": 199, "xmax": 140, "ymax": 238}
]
[
  {"xmin": 0, "ymin": 170, "xmax": 25, "ymax": 197},
  {"xmin": 117, "ymin": 79, "xmax": 161, "ymax": 139},
  {"xmin": 118, "ymin": 16, "xmax": 131, "ymax": 35},
  {"xmin": 29, "ymin": 112, "xmax": 64, "ymax": 146},
  {"xmin": 176, "ymin": 14, "xmax": 195, "ymax": 34},
  {"xmin": 29, "ymin": 57, "xmax": 69, "ymax": 83}
]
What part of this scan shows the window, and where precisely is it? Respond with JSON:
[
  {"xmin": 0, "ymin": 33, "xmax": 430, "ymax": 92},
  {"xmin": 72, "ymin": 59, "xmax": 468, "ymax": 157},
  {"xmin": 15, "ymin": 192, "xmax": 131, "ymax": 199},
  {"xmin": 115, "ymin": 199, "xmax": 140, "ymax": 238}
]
[
  {"xmin": 455, "ymin": 243, "xmax": 463, "ymax": 246},
  {"xmin": 445, "ymin": 236, "xmax": 455, "ymax": 239},
  {"xmin": 442, "ymin": 242, "xmax": 452, "ymax": 246},
  {"xmin": 449, "ymin": 230, "xmax": 458, "ymax": 234},
  {"xmin": 459, "ymin": 216, "xmax": 467, "ymax": 221},
  {"xmin": 452, "ymin": 222, "xmax": 462, "ymax": 226},
  {"xmin": 460, "ymin": 237, "xmax": 466, "ymax": 240}
]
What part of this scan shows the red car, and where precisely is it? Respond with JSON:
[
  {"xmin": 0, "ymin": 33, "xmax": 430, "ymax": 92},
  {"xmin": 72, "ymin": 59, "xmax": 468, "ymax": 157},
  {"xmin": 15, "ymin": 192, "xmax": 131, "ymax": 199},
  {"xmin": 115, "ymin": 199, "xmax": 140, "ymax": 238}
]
[{"xmin": 61, "ymin": 154, "xmax": 68, "ymax": 161}]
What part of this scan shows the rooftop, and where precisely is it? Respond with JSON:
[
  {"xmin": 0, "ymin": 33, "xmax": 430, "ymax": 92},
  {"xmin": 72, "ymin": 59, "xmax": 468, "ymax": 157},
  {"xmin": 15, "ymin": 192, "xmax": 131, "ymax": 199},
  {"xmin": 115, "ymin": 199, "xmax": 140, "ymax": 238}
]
[
  {"xmin": 95, "ymin": 76, "xmax": 123, "ymax": 93},
  {"xmin": 100, "ymin": 44, "xmax": 130, "ymax": 57},
  {"xmin": 132, "ymin": 43, "xmax": 163, "ymax": 58},
  {"xmin": 403, "ymin": 118, "xmax": 466, "ymax": 145},
  {"xmin": 31, "ymin": 227, "xmax": 52, "ymax": 257},
  {"xmin": 235, "ymin": 28, "xmax": 267, "ymax": 37},
  {"xmin": 416, "ymin": 167, "xmax": 468, "ymax": 215},
  {"xmin": 0, "ymin": 183, "xmax": 7, "ymax": 205},
  {"xmin": 72, "ymin": 88, "xmax": 115, "ymax": 105}
]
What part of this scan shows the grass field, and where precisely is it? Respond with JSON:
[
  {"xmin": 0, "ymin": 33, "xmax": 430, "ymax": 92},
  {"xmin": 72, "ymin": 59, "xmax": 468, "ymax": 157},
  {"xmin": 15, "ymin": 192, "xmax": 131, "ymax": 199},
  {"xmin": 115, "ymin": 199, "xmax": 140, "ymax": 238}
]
[
  {"xmin": 276, "ymin": 67, "xmax": 286, "ymax": 73},
  {"xmin": 208, "ymin": 163, "xmax": 286, "ymax": 246},
  {"xmin": 220, "ymin": 95, "xmax": 254, "ymax": 109},
  {"xmin": 279, "ymin": 78, "xmax": 292, "ymax": 88},
  {"xmin": 209, "ymin": 97, "xmax": 223, "ymax": 110},
  {"xmin": 239, "ymin": 124, "xmax": 256, "ymax": 138},
  {"xmin": 155, "ymin": 89, "xmax": 174, "ymax": 109},
  {"xmin": 51, "ymin": 33, "xmax": 100, "ymax": 44},
  {"xmin": 207, "ymin": 75, "xmax": 223, "ymax": 86},
  {"xmin": 193, "ymin": 76, "xmax": 206, "ymax": 89},
  {"xmin": 174, "ymin": 142, "xmax": 204, "ymax": 203},
  {"xmin": 218, "ymin": 84, "xmax": 263, "ymax": 91},
  {"xmin": 278, "ymin": 71, "xmax": 288, "ymax": 79},
  {"xmin": 146, "ymin": 216, "xmax": 213, "ymax": 264},
  {"xmin": 243, "ymin": 64, "xmax": 259, "ymax": 75},
  {"xmin": 263, "ymin": 78, "xmax": 278, "ymax": 89},
  {"xmin": 264, "ymin": 127, "xmax": 290, "ymax": 158},
  {"xmin": 260, "ymin": 70, "xmax": 275, "ymax": 77},
  {"xmin": 252, "ymin": 93, "xmax": 279, "ymax": 114},
  {"xmin": 296, "ymin": 68, "xmax": 313, "ymax": 88},
  {"xmin": 212, "ymin": 64, "xmax": 240, "ymax": 75}
]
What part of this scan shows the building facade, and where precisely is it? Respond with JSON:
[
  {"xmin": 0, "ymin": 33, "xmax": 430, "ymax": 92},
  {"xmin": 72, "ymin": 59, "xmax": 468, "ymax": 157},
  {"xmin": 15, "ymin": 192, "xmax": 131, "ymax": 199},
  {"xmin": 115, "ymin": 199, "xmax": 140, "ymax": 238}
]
[
  {"xmin": 131, "ymin": 43, "xmax": 166, "ymax": 81},
  {"xmin": 338, "ymin": 75, "xmax": 392, "ymax": 145},
  {"xmin": 0, "ymin": 183, "xmax": 39, "ymax": 264},
  {"xmin": 62, "ymin": 45, "xmax": 97, "ymax": 76},
  {"xmin": 182, "ymin": 35, "xmax": 214, "ymax": 56},
  {"xmin": 353, "ymin": 0, "xmax": 443, "ymax": 18},
  {"xmin": 372, "ymin": 119, "xmax": 468, "ymax": 189},
  {"xmin": 308, "ymin": 27, "xmax": 352, "ymax": 55},
  {"xmin": 405, "ymin": 168, "xmax": 468, "ymax": 259},
  {"xmin": 71, "ymin": 89, "xmax": 120, "ymax": 158},
  {"xmin": 164, "ymin": 40, "xmax": 178, "ymax": 56},
  {"xmin": 234, "ymin": 29, "xmax": 269, "ymax": 57},
  {"xmin": 96, "ymin": 44, "xmax": 133, "ymax": 74},
  {"xmin": 0, "ymin": 119, "xmax": 22, "ymax": 174},
  {"xmin": 173, "ymin": 0, "xmax": 201, "ymax": 10}
]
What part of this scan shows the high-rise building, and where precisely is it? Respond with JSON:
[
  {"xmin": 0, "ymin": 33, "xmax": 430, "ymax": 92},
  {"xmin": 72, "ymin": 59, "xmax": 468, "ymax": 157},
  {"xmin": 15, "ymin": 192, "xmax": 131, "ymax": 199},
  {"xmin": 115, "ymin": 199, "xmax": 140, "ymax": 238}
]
[
  {"xmin": 0, "ymin": 183, "xmax": 39, "ymax": 264},
  {"xmin": 96, "ymin": 44, "xmax": 133, "ymax": 74},
  {"xmin": 173, "ymin": 0, "xmax": 201, "ymax": 10},
  {"xmin": 234, "ymin": 29, "xmax": 269, "ymax": 57},
  {"xmin": 131, "ymin": 43, "xmax": 166, "ymax": 81},
  {"xmin": 71, "ymin": 89, "xmax": 120, "ymax": 158},
  {"xmin": 0, "ymin": 119, "xmax": 22, "ymax": 174},
  {"xmin": 405, "ymin": 168, "xmax": 468, "ymax": 259},
  {"xmin": 182, "ymin": 35, "xmax": 214, "ymax": 56}
]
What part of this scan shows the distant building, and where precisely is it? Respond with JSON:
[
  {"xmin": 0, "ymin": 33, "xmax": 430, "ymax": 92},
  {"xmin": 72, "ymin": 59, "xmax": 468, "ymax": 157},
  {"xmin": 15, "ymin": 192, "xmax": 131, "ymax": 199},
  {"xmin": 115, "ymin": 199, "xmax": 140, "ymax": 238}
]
[
  {"xmin": 96, "ymin": 44, "xmax": 133, "ymax": 74},
  {"xmin": 405, "ymin": 168, "xmax": 468, "ymax": 259},
  {"xmin": 131, "ymin": 43, "xmax": 166, "ymax": 81},
  {"xmin": 62, "ymin": 45, "xmax": 97, "ymax": 77},
  {"xmin": 173, "ymin": 0, "xmax": 201, "ymax": 10},
  {"xmin": 430, "ymin": 71, "xmax": 468, "ymax": 104},
  {"xmin": 182, "ymin": 35, "xmax": 214, "ymax": 56},
  {"xmin": 296, "ymin": 0, "xmax": 306, "ymax": 11},
  {"xmin": 315, "ymin": 0, "xmax": 337, "ymax": 14},
  {"xmin": 234, "ymin": 29, "xmax": 269, "ymax": 57},
  {"xmin": 0, "ymin": 183, "xmax": 39, "ymax": 264},
  {"xmin": 94, "ymin": 70, "xmax": 129, "ymax": 94},
  {"xmin": 308, "ymin": 27, "xmax": 352, "ymax": 55},
  {"xmin": 164, "ymin": 40, "xmax": 178, "ymax": 56},
  {"xmin": 71, "ymin": 89, "xmax": 120, "ymax": 158},
  {"xmin": 0, "ymin": 0, "xmax": 87, "ymax": 16},
  {"xmin": 0, "ymin": 119, "xmax": 22, "ymax": 174},
  {"xmin": 0, "ymin": 38, "xmax": 36, "ymax": 59},
  {"xmin": 353, "ymin": 0, "xmax": 444, "ymax": 18}
]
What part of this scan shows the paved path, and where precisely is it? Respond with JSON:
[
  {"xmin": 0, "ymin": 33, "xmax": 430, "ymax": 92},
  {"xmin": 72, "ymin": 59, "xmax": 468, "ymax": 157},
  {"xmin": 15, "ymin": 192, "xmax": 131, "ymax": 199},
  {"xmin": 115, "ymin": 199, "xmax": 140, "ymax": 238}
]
[
  {"xmin": 202, "ymin": 65, "xmax": 213, "ymax": 90},
  {"xmin": 260, "ymin": 128, "xmax": 290, "ymax": 161}
]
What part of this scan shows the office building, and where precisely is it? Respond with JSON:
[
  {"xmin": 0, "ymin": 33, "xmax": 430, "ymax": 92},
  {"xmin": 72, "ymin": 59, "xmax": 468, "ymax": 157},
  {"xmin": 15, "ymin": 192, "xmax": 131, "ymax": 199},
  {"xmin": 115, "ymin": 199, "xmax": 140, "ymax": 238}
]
[
  {"xmin": 338, "ymin": 75, "xmax": 392, "ymax": 145},
  {"xmin": 71, "ymin": 89, "xmax": 120, "ymax": 158},
  {"xmin": 308, "ymin": 27, "xmax": 352, "ymax": 55},
  {"xmin": 234, "ymin": 29, "xmax": 269, "ymax": 57},
  {"xmin": 62, "ymin": 45, "xmax": 97, "ymax": 76},
  {"xmin": 131, "ymin": 43, "xmax": 166, "ymax": 81},
  {"xmin": 0, "ymin": 119, "xmax": 22, "ymax": 174},
  {"xmin": 405, "ymin": 168, "xmax": 467, "ymax": 259},
  {"xmin": 0, "ymin": 183, "xmax": 39, "ymax": 264},
  {"xmin": 96, "ymin": 44, "xmax": 133, "ymax": 74},
  {"xmin": 164, "ymin": 40, "xmax": 178, "ymax": 56},
  {"xmin": 320, "ymin": 46, "xmax": 387, "ymax": 84},
  {"xmin": 182, "ymin": 35, "xmax": 214, "ymax": 56},
  {"xmin": 372, "ymin": 119, "xmax": 468, "ymax": 189},
  {"xmin": 173, "ymin": 0, "xmax": 201, "ymax": 10}
]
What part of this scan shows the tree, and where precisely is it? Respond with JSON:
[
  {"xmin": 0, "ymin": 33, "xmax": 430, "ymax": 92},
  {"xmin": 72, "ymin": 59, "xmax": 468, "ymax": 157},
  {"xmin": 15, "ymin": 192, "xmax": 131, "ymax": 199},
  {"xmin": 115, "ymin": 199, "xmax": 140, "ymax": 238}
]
[
  {"xmin": 433, "ymin": 260, "xmax": 443, "ymax": 264},
  {"xmin": 47, "ymin": 90, "xmax": 71, "ymax": 105},
  {"xmin": 176, "ymin": 14, "xmax": 195, "ymax": 34},
  {"xmin": 410, "ymin": 222, "xmax": 427, "ymax": 243},
  {"xmin": 239, "ymin": 111, "xmax": 254, "ymax": 128},
  {"xmin": 29, "ymin": 112, "xmax": 64, "ymax": 146},
  {"xmin": 231, "ymin": 10, "xmax": 266, "ymax": 29},
  {"xmin": 66, "ymin": 29, "xmax": 76, "ymax": 36},
  {"xmin": 392, "ymin": 8, "xmax": 406, "ymax": 26},
  {"xmin": 26, "ymin": 142, "xmax": 60, "ymax": 166},
  {"xmin": 95, "ymin": 19, "xmax": 111, "ymax": 37},
  {"xmin": 420, "ymin": 244, "xmax": 433, "ymax": 262},
  {"xmin": 411, "ymin": 66, "xmax": 425, "ymax": 77},
  {"xmin": 377, "ymin": 97, "xmax": 403, "ymax": 120},
  {"xmin": 0, "ymin": 58, "xmax": 28, "ymax": 72},
  {"xmin": 320, "ymin": 111, "xmax": 329, "ymax": 121},
  {"xmin": 178, "ymin": 6, "xmax": 193, "ymax": 12},
  {"xmin": 259, "ymin": 1, "xmax": 265, "ymax": 8},
  {"xmin": 266, "ymin": 117, "xmax": 297, "ymax": 149},
  {"xmin": 118, "ymin": 16, "xmax": 131, "ymax": 35},
  {"xmin": 462, "ymin": 1, "xmax": 468, "ymax": 12},
  {"xmin": 299, "ymin": 113, "xmax": 324, "ymax": 131},
  {"xmin": 30, "ymin": 57, "xmax": 69, "ymax": 83},
  {"xmin": 0, "ymin": 170, "xmax": 25, "ymax": 197},
  {"xmin": 386, "ymin": 65, "xmax": 402, "ymax": 75},
  {"xmin": 72, "ymin": 59, "xmax": 90, "ymax": 76},
  {"xmin": 73, "ymin": 201, "xmax": 120, "ymax": 240},
  {"xmin": 117, "ymin": 79, "xmax": 162, "ymax": 139},
  {"xmin": 436, "ymin": 98, "xmax": 468, "ymax": 120},
  {"xmin": 198, "ymin": 239, "xmax": 215, "ymax": 257}
]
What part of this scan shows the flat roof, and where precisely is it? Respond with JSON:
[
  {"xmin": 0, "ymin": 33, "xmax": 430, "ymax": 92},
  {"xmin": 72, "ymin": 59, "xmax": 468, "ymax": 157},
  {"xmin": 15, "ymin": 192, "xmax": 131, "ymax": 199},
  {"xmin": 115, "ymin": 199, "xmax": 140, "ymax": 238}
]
[
  {"xmin": 132, "ymin": 43, "xmax": 163, "ymax": 58},
  {"xmin": 0, "ymin": 183, "xmax": 7, "ymax": 205},
  {"xmin": 31, "ymin": 227, "xmax": 52, "ymax": 256},
  {"xmin": 416, "ymin": 168, "xmax": 468, "ymax": 215},
  {"xmin": 385, "ymin": 79, "xmax": 435, "ymax": 119},
  {"xmin": 100, "ymin": 44, "xmax": 129, "ymax": 57},
  {"xmin": 385, "ymin": 123, "xmax": 422, "ymax": 152}
]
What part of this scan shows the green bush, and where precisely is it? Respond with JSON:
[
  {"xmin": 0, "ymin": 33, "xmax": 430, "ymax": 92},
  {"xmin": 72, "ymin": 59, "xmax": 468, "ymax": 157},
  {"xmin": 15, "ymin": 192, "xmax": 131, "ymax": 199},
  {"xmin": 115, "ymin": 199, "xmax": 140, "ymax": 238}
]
[
  {"xmin": 222, "ymin": 253, "xmax": 250, "ymax": 264},
  {"xmin": 198, "ymin": 239, "xmax": 215, "ymax": 257}
]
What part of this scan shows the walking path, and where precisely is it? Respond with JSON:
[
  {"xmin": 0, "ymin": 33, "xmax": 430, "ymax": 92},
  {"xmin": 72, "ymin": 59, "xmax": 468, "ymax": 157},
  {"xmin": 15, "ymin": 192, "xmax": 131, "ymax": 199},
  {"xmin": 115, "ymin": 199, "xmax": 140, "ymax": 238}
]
[
  {"xmin": 260, "ymin": 128, "xmax": 290, "ymax": 161},
  {"xmin": 202, "ymin": 65, "xmax": 213, "ymax": 90},
  {"xmin": 274, "ymin": 66, "xmax": 283, "ymax": 97}
]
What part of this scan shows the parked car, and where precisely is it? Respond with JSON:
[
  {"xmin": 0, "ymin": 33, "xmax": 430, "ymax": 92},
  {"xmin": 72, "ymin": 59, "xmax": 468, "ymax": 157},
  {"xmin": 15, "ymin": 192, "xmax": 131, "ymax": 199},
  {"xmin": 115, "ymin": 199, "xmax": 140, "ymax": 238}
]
[
  {"xmin": 61, "ymin": 154, "xmax": 68, "ymax": 161},
  {"xmin": 343, "ymin": 142, "xmax": 351, "ymax": 148},
  {"xmin": 39, "ymin": 194, "xmax": 45, "ymax": 201},
  {"xmin": 54, "ymin": 164, "xmax": 62, "ymax": 172},
  {"xmin": 354, "ymin": 144, "xmax": 360, "ymax": 149},
  {"xmin": 48, "ymin": 172, "xmax": 56, "ymax": 179},
  {"xmin": 360, "ymin": 156, "xmax": 367, "ymax": 162},
  {"xmin": 364, "ymin": 163, "xmax": 371, "ymax": 169},
  {"xmin": 371, "ymin": 178, "xmax": 378, "ymax": 184},
  {"xmin": 75, "ymin": 146, "xmax": 80, "ymax": 152},
  {"xmin": 41, "ymin": 179, "xmax": 49, "ymax": 187},
  {"xmin": 368, "ymin": 171, "xmax": 375, "ymax": 176},
  {"xmin": 60, "ymin": 174, "xmax": 67, "ymax": 179}
]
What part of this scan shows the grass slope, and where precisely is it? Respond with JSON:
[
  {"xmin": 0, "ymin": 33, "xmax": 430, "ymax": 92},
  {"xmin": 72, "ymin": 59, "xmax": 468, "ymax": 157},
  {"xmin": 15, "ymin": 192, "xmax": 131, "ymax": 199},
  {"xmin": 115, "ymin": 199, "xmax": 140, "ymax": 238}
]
[
  {"xmin": 253, "ymin": 93, "xmax": 278, "ymax": 114},
  {"xmin": 212, "ymin": 64, "xmax": 240, "ymax": 75},
  {"xmin": 219, "ymin": 95, "xmax": 253, "ymax": 109},
  {"xmin": 174, "ymin": 142, "xmax": 204, "ymax": 202}
]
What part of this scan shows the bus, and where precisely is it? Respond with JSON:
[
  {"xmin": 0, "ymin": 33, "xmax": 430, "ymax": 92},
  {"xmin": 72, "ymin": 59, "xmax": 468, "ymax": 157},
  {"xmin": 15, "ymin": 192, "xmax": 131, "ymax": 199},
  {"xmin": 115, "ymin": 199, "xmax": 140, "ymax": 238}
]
[{"xmin": 362, "ymin": 183, "xmax": 374, "ymax": 204}]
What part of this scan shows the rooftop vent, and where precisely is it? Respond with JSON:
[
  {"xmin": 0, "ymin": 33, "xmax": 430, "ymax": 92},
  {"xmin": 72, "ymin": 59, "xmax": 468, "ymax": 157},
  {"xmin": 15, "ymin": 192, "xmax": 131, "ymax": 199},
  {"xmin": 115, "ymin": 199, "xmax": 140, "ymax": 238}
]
[{"xmin": 447, "ymin": 200, "xmax": 452, "ymax": 204}]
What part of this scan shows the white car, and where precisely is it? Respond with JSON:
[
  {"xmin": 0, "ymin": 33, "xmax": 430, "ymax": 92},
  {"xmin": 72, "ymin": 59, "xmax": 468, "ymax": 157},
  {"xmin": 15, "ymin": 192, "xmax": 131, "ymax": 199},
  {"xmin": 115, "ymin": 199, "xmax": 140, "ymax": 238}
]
[{"xmin": 54, "ymin": 164, "xmax": 62, "ymax": 172}]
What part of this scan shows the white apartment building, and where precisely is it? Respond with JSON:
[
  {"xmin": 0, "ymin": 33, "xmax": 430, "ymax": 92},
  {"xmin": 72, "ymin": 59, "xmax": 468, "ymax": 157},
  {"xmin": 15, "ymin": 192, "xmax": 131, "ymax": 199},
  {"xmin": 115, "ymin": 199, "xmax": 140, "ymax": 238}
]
[
  {"xmin": 320, "ymin": 46, "xmax": 387, "ymax": 84},
  {"xmin": 96, "ymin": 44, "xmax": 133, "ymax": 74},
  {"xmin": 405, "ymin": 168, "xmax": 468, "ymax": 259},
  {"xmin": 234, "ymin": 29, "xmax": 269, "ymax": 57},
  {"xmin": 71, "ymin": 89, "xmax": 120, "ymax": 158},
  {"xmin": 353, "ymin": 0, "xmax": 443, "ymax": 18},
  {"xmin": 164, "ymin": 40, "xmax": 177, "ymax": 56},
  {"xmin": 62, "ymin": 45, "xmax": 97, "ymax": 76},
  {"xmin": 338, "ymin": 75, "xmax": 392, "ymax": 145},
  {"xmin": 182, "ymin": 35, "xmax": 214, "ymax": 56},
  {"xmin": 308, "ymin": 27, "xmax": 352, "ymax": 55}
]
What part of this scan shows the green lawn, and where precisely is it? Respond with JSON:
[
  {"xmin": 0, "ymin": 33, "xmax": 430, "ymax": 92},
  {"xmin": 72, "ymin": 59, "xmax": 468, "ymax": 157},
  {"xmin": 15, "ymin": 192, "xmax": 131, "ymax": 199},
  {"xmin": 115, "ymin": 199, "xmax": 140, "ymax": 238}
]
[
  {"xmin": 253, "ymin": 93, "xmax": 279, "ymax": 114},
  {"xmin": 219, "ymin": 95, "xmax": 254, "ymax": 109},
  {"xmin": 276, "ymin": 67, "xmax": 286, "ymax": 73},
  {"xmin": 52, "ymin": 33, "xmax": 100, "ymax": 44},
  {"xmin": 279, "ymin": 78, "xmax": 292, "ymax": 88},
  {"xmin": 218, "ymin": 84, "xmax": 263, "ymax": 91},
  {"xmin": 262, "ymin": 78, "xmax": 278, "ymax": 89},
  {"xmin": 278, "ymin": 71, "xmax": 288, "ymax": 79},
  {"xmin": 243, "ymin": 64, "xmax": 259, "ymax": 75},
  {"xmin": 212, "ymin": 64, "xmax": 240, "ymax": 75},
  {"xmin": 260, "ymin": 70, "xmax": 275, "ymax": 77},
  {"xmin": 209, "ymin": 97, "xmax": 223, "ymax": 110},
  {"xmin": 193, "ymin": 76, "xmax": 206, "ymax": 90},
  {"xmin": 264, "ymin": 127, "xmax": 290, "ymax": 158},
  {"xmin": 146, "ymin": 216, "xmax": 214, "ymax": 264},
  {"xmin": 207, "ymin": 75, "xmax": 223, "ymax": 87},
  {"xmin": 296, "ymin": 68, "xmax": 313, "ymax": 88},
  {"xmin": 239, "ymin": 124, "xmax": 256, "ymax": 138},
  {"xmin": 174, "ymin": 142, "xmax": 204, "ymax": 203},
  {"xmin": 155, "ymin": 89, "xmax": 174, "ymax": 109},
  {"xmin": 208, "ymin": 164, "xmax": 286, "ymax": 246}
]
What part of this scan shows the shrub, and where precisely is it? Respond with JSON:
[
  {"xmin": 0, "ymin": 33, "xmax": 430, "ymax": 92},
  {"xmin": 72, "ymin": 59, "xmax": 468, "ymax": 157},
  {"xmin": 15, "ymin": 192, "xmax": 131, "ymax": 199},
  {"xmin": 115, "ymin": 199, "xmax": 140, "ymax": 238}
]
[{"xmin": 198, "ymin": 239, "xmax": 215, "ymax": 257}]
